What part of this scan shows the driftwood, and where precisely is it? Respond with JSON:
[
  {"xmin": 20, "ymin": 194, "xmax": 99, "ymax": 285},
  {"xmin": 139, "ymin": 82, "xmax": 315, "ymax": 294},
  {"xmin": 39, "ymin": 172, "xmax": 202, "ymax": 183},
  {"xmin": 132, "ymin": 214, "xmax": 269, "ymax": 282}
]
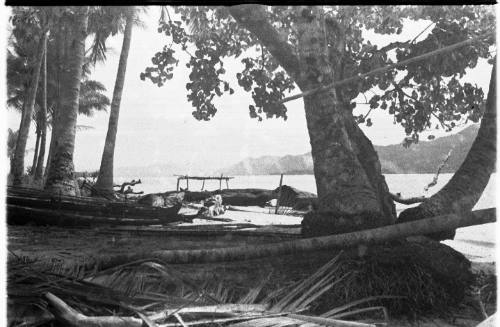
[
  {"xmin": 97, "ymin": 208, "xmax": 495, "ymax": 267},
  {"xmin": 389, "ymin": 192, "xmax": 427, "ymax": 205},
  {"xmin": 114, "ymin": 179, "xmax": 142, "ymax": 194}
]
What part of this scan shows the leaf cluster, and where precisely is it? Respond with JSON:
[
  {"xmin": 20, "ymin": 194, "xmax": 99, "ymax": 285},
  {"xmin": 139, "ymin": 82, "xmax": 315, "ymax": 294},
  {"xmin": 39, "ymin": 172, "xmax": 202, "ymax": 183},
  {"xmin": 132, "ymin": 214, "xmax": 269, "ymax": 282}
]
[
  {"xmin": 143, "ymin": 6, "xmax": 495, "ymax": 139},
  {"xmin": 7, "ymin": 8, "xmax": 111, "ymax": 126}
]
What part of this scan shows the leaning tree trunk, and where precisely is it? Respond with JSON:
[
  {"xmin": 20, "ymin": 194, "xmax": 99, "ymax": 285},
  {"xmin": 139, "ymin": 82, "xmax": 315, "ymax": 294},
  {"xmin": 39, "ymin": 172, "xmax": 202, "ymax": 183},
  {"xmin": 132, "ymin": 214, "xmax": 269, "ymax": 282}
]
[
  {"xmin": 398, "ymin": 62, "xmax": 496, "ymax": 240},
  {"xmin": 229, "ymin": 6, "xmax": 395, "ymax": 237},
  {"xmin": 30, "ymin": 124, "xmax": 41, "ymax": 175},
  {"xmin": 45, "ymin": 8, "xmax": 89, "ymax": 196},
  {"xmin": 94, "ymin": 11, "xmax": 134, "ymax": 196},
  {"xmin": 11, "ymin": 30, "xmax": 48, "ymax": 185},
  {"xmin": 35, "ymin": 37, "xmax": 48, "ymax": 182},
  {"xmin": 94, "ymin": 209, "xmax": 495, "ymax": 268}
]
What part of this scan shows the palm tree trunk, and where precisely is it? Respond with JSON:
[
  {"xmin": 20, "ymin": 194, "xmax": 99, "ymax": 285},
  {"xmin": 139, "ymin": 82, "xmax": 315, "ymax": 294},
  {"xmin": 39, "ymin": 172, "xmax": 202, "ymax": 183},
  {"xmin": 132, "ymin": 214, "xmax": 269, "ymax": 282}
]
[
  {"xmin": 398, "ymin": 63, "xmax": 496, "ymax": 240},
  {"xmin": 94, "ymin": 11, "xmax": 134, "ymax": 195},
  {"xmin": 95, "ymin": 208, "xmax": 494, "ymax": 267},
  {"xmin": 35, "ymin": 37, "xmax": 48, "ymax": 181},
  {"xmin": 45, "ymin": 7, "xmax": 89, "ymax": 196},
  {"xmin": 11, "ymin": 30, "xmax": 48, "ymax": 185},
  {"xmin": 31, "ymin": 124, "xmax": 41, "ymax": 175},
  {"xmin": 44, "ymin": 22, "xmax": 65, "ymax": 181}
]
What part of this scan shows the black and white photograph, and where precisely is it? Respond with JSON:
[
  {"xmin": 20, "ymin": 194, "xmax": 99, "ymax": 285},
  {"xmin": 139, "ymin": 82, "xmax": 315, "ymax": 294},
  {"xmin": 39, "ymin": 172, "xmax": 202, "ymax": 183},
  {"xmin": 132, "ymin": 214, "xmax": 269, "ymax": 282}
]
[{"xmin": 3, "ymin": 4, "xmax": 498, "ymax": 326}]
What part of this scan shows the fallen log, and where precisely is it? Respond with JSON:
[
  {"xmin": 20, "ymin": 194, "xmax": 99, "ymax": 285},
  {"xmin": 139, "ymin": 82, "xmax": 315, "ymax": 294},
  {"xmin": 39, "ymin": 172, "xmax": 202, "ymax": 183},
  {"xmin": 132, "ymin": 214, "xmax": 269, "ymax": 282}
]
[{"xmin": 97, "ymin": 208, "xmax": 495, "ymax": 267}]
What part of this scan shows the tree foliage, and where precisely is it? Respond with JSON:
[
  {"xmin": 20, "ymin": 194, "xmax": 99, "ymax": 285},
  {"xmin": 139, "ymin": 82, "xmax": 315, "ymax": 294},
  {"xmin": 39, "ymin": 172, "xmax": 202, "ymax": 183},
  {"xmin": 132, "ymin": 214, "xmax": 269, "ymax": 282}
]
[
  {"xmin": 143, "ymin": 6, "xmax": 495, "ymax": 142},
  {"xmin": 7, "ymin": 7, "xmax": 111, "ymax": 126},
  {"xmin": 7, "ymin": 128, "xmax": 19, "ymax": 159},
  {"xmin": 87, "ymin": 6, "xmax": 146, "ymax": 65}
]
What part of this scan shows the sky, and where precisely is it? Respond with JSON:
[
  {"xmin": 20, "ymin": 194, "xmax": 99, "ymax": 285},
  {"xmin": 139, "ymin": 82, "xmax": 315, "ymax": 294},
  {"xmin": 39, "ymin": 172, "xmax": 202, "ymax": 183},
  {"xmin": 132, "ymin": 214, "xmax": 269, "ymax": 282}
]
[{"xmin": 5, "ymin": 7, "xmax": 494, "ymax": 174}]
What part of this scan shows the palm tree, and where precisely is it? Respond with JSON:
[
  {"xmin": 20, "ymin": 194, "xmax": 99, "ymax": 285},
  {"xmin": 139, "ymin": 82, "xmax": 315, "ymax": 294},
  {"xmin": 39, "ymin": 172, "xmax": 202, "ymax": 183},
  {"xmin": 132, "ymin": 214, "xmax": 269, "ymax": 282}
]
[
  {"xmin": 10, "ymin": 7, "xmax": 49, "ymax": 185},
  {"xmin": 7, "ymin": 129, "xmax": 19, "ymax": 164},
  {"xmin": 34, "ymin": 35, "xmax": 48, "ymax": 181},
  {"xmin": 95, "ymin": 7, "xmax": 141, "ymax": 195},
  {"xmin": 43, "ymin": 6, "xmax": 128, "ymax": 187},
  {"xmin": 7, "ymin": 33, "xmax": 111, "ymax": 181},
  {"xmin": 44, "ymin": 7, "xmax": 89, "ymax": 195}
]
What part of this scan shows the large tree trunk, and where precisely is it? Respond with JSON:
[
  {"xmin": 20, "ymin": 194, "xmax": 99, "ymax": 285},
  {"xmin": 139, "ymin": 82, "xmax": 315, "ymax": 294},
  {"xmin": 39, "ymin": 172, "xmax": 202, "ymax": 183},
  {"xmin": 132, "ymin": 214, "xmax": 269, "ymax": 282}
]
[
  {"xmin": 35, "ymin": 37, "xmax": 48, "ymax": 181},
  {"xmin": 229, "ymin": 6, "xmax": 395, "ymax": 236},
  {"xmin": 398, "ymin": 63, "xmax": 496, "ymax": 240},
  {"xmin": 44, "ymin": 8, "xmax": 89, "ymax": 196},
  {"xmin": 11, "ymin": 30, "xmax": 48, "ymax": 185},
  {"xmin": 94, "ymin": 11, "xmax": 133, "ymax": 195},
  {"xmin": 44, "ymin": 23, "xmax": 65, "ymax": 181}
]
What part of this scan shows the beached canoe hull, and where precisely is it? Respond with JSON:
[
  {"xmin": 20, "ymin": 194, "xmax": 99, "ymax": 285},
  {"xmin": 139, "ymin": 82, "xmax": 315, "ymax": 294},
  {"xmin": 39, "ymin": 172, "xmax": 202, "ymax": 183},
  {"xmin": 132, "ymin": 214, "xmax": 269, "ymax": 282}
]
[{"xmin": 7, "ymin": 187, "xmax": 183, "ymax": 226}]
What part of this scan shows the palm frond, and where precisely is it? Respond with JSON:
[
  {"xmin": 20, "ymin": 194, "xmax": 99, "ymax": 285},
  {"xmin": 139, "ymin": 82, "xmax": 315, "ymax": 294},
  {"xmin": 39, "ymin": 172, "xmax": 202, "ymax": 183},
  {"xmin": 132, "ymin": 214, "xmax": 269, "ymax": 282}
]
[
  {"xmin": 81, "ymin": 79, "xmax": 107, "ymax": 93},
  {"xmin": 87, "ymin": 30, "xmax": 109, "ymax": 65},
  {"xmin": 7, "ymin": 92, "xmax": 25, "ymax": 112},
  {"xmin": 78, "ymin": 79, "xmax": 110, "ymax": 116},
  {"xmin": 9, "ymin": 252, "xmax": 391, "ymax": 327},
  {"xmin": 322, "ymin": 295, "xmax": 403, "ymax": 318}
]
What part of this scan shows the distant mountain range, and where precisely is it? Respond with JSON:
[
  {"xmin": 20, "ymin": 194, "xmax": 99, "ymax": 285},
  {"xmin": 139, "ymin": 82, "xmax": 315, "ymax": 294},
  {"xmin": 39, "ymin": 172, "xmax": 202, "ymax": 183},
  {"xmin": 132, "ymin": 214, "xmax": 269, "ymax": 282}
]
[
  {"xmin": 220, "ymin": 124, "xmax": 480, "ymax": 175},
  {"xmin": 114, "ymin": 163, "xmax": 183, "ymax": 178}
]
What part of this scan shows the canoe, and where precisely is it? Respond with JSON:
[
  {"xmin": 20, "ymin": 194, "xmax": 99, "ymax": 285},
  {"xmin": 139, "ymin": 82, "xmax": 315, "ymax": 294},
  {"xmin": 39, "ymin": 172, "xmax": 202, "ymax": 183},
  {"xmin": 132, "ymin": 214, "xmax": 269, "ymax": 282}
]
[{"xmin": 7, "ymin": 187, "xmax": 183, "ymax": 226}]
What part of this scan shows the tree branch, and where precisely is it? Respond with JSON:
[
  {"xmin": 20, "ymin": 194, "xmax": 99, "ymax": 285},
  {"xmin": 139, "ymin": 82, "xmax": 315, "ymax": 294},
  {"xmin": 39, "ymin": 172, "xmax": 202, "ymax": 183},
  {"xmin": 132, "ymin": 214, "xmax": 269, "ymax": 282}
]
[
  {"xmin": 379, "ymin": 41, "xmax": 410, "ymax": 53},
  {"xmin": 424, "ymin": 148, "xmax": 453, "ymax": 191},
  {"xmin": 228, "ymin": 5, "xmax": 301, "ymax": 81},
  {"xmin": 390, "ymin": 192, "xmax": 427, "ymax": 205},
  {"xmin": 280, "ymin": 31, "xmax": 494, "ymax": 104}
]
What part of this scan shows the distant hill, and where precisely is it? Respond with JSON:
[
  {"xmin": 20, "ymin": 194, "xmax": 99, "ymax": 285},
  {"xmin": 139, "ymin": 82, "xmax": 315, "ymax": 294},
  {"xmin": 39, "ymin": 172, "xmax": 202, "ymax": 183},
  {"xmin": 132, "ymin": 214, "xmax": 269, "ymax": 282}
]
[
  {"xmin": 114, "ymin": 163, "xmax": 183, "ymax": 178},
  {"xmin": 220, "ymin": 124, "xmax": 480, "ymax": 175}
]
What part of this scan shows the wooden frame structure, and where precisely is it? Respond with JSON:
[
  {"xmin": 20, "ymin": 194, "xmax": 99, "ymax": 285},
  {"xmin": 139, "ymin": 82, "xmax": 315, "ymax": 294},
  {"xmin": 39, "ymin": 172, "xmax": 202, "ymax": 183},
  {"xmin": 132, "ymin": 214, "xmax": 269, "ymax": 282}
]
[{"xmin": 175, "ymin": 174, "xmax": 234, "ymax": 191}]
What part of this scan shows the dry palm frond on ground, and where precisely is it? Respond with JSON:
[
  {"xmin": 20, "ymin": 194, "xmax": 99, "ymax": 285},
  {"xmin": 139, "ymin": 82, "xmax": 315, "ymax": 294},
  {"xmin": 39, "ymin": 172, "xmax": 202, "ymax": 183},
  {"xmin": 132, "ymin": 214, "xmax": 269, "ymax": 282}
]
[{"xmin": 8, "ymin": 252, "xmax": 395, "ymax": 327}]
